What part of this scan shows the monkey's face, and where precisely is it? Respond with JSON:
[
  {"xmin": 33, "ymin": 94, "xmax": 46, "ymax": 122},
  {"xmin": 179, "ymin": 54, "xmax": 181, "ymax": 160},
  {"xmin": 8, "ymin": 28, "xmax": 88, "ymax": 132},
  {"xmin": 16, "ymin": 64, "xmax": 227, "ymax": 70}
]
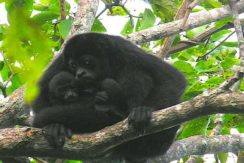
[
  {"xmin": 63, "ymin": 33, "xmax": 113, "ymax": 83},
  {"xmin": 68, "ymin": 55, "xmax": 97, "ymax": 82}
]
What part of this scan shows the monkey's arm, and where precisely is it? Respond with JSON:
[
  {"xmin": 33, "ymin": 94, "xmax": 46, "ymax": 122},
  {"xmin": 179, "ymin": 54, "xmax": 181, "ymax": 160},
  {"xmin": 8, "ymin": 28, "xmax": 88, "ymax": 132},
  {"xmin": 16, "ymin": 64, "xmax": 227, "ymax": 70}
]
[{"xmin": 33, "ymin": 103, "xmax": 109, "ymax": 130}]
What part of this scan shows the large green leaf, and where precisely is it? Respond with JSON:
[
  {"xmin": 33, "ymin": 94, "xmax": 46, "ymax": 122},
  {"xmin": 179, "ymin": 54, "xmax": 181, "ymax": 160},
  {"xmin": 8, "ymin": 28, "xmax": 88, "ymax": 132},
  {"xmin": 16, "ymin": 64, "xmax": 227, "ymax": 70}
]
[
  {"xmin": 0, "ymin": 61, "xmax": 10, "ymax": 81},
  {"xmin": 6, "ymin": 75, "xmax": 22, "ymax": 95},
  {"xmin": 173, "ymin": 60, "xmax": 195, "ymax": 75},
  {"xmin": 210, "ymin": 30, "xmax": 231, "ymax": 42},
  {"xmin": 58, "ymin": 19, "xmax": 73, "ymax": 39},
  {"xmin": 200, "ymin": 0, "xmax": 222, "ymax": 9},
  {"xmin": 220, "ymin": 57, "xmax": 240, "ymax": 70},
  {"xmin": 218, "ymin": 153, "xmax": 228, "ymax": 163},
  {"xmin": 136, "ymin": 9, "xmax": 155, "ymax": 31},
  {"xmin": 195, "ymin": 59, "xmax": 219, "ymax": 73},
  {"xmin": 31, "ymin": 11, "xmax": 59, "ymax": 25},
  {"xmin": 178, "ymin": 117, "xmax": 211, "ymax": 139},
  {"xmin": 91, "ymin": 19, "xmax": 107, "ymax": 32},
  {"xmin": 150, "ymin": 0, "xmax": 177, "ymax": 22},
  {"xmin": 120, "ymin": 19, "xmax": 134, "ymax": 35},
  {"xmin": 205, "ymin": 76, "xmax": 224, "ymax": 88}
]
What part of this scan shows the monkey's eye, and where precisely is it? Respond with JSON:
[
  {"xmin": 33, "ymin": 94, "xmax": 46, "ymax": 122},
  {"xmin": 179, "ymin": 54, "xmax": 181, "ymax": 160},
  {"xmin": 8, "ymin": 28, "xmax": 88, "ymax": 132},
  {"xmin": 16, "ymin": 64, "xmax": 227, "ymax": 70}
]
[
  {"xmin": 84, "ymin": 60, "xmax": 90, "ymax": 65},
  {"xmin": 70, "ymin": 62, "xmax": 77, "ymax": 69}
]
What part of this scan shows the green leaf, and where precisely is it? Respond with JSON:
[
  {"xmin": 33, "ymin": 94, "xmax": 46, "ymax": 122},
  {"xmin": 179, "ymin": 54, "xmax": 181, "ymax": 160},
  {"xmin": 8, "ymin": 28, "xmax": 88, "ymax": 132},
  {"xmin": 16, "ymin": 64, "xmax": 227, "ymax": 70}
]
[
  {"xmin": 10, "ymin": 75, "xmax": 22, "ymax": 90},
  {"xmin": 200, "ymin": 0, "xmax": 222, "ymax": 9},
  {"xmin": 235, "ymin": 116, "xmax": 244, "ymax": 133},
  {"xmin": 222, "ymin": 114, "xmax": 236, "ymax": 134},
  {"xmin": 91, "ymin": 19, "xmax": 107, "ymax": 32},
  {"xmin": 58, "ymin": 19, "xmax": 73, "ymax": 39},
  {"xmin": 220, "ymin": 57, "xmax": 240, "ymax": 70},
  {"xmin": 215, "ymin": 17, "xmax": 233, "ymax": 28},
  {"xmin": 0, "ymin": 62, "xmax": 10, "ymax": 81},
  {"xmin": 0, "ymin": 61, "xmax": 4, "ymax": 70},
  {"xmin": 195, "ymin": 59, "xmax": 219, "ymax": 73},
  {"xmin": 136, "ymin": 9, "xmax": 155, "ymax": 31},
  {"xmin": 0, "ymin": 24, "xmax": 6, "ymax": 37},
  {"xmin": 218, "ymin": 153, "xmax": 228, "ymax": 163},
  {"xmin": 33, "ymin": 3, "xmax": 49, "ymax": 11},
  {"xmin": 150, "ymin": 0, "xmax": 177, "ymax": 21},
  {"xmin": 64, "ymin": 160, "xmax": 82, "ymax": 163},
  {"xmin": 186, "ymin": 25, "xmax": 209, "ymax": 39},
  {"xmin": 240, "ymin": 80, "xmax": 244, "ymax": 91},
  {"xmin": 110, "ymin": 6, "xmax": 126, "ymax": 16},
  {"xmin": 222, "ymin": 42, "xmax": 238, "ymax": 47},
  {"xmin": 205, "ymin": 0, "xmax": 222, "ymax": 7},
  {"xmin": 3, "ymin": 4, "xmax": 53, "ymax": 103},
  {"xmin": 210, "ymin": 30, "xmax": 231, "ymax": 41},
  {"xmin": 120, "ymin": 19, "xmax": 134, "ymax": 35},
  {"xmin": 31, "ymin": 11, "xmax": 59, "ymax": 25},
  {"xmin": 183, "ymin": 81, "xmax": 205, "ymax": 100},
  {"xmin": 178, "ymin": 117, "xmax": 210, "ymax": 139},
  {"xmin": 173, "ymin": 60, "xmax": 195, "ymax": 74},
  {"xmin": 205, "ymin": 76, "xmax": 224, "ymax": 88},
  {"xmin": 5, "ymin": 0, "xmax": 34, "ymax": 17}
]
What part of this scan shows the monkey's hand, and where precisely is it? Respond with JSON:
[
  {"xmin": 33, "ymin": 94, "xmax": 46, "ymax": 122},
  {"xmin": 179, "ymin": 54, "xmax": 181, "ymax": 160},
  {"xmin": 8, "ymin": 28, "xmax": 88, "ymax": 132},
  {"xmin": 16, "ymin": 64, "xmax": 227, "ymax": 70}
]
[
  {"xmin": 128, "ymin": 106, "xmax": 152, "ymax": 134},
  {"xmin": 43, "ymin": 123, "xmax": 72, "ymax": 148},
  {"xmin": 95, "ymin": 91, "xmax": 109, "ymax": 104}
]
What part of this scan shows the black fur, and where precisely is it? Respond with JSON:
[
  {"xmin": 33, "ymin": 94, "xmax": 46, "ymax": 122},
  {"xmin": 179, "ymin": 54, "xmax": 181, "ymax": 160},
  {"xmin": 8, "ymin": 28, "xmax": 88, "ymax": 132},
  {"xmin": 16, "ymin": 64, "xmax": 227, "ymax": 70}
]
[
  {"xmin": 48, "ymin": 71, "xmax": 81, "ymax": 104},
  {"xmin": 31, "ymin": 33, "xmax": 186, "ymax": 162},
  {"xmin": 36, "ymin": 72, "xmax": 127, "ymax": 147}
]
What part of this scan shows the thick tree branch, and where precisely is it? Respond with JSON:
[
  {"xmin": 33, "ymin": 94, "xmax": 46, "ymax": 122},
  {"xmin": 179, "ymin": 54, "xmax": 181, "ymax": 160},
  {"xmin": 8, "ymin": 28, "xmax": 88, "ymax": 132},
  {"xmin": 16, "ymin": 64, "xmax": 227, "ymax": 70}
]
[
  {"xmin": 126, "ymin": 1, "xmax": 244, "ymax": 44},
  {"xmin": 0, "ymin": 88, "xmax": 30, "ymax": 128},
  {"xmin": 69, "ymin": 0, "xmax": 99, "ymax": 35},
  {"xmin": 59, "ymin": 0, "xmax": 99, "ymax": 50},
  {"xmin": 157, "ymin": 135, "xmax": 244, "ymax": 162},
  {"xmin": 0, "ymin": 90, "xmax": 244, "ymax": 159}
]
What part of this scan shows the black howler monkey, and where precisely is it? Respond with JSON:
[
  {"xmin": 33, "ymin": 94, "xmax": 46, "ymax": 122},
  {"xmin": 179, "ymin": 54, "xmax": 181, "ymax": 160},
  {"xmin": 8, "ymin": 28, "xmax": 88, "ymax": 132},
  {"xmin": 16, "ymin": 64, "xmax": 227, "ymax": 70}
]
[
  {"xmin": 31, "ymin": 32, "xmax": 186, "ymax": 163},
  {"xmin": 34, "ymin": 70, "xmax": 127, "ymax": 147},
  {"xmin": 48, "ymin": 71, "xmax": 127, "ymax": 118},
  {"xmin": 48, "ymin": 71, "xmax": 81, "ymax": 104}
]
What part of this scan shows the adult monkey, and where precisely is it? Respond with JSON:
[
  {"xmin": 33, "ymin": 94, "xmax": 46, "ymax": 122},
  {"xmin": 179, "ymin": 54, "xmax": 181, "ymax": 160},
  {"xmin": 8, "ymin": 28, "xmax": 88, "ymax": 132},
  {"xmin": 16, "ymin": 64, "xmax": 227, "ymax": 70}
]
[{"xmin": 31, "ymin": 33, "xmax": 186, "ymax": 163}]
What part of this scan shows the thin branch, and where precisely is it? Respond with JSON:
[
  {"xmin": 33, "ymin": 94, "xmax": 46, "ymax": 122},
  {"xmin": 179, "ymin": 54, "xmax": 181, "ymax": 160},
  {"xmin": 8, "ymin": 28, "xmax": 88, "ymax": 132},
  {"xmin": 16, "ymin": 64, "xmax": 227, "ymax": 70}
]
[
  {"xmin": 0, "ymin": 73, "xmax": 16, "ymax": 98},
  {"xmin": 159, "ymin": 0, "xmax": 190, "ymax": 58},
  {"xmin": 60, "ymin": 0, "xmax": 66, "ymax": 20},
  {"xmin": 180, "ymin": 0, "xmax": 204, "ymax": 30},
  {"xmin": 0, "ymin": 82, "xmax": 7, "ymax": 98},
  {"xmin": 200, "ymin": 31, "xmax": 235, "ymax": 60},
  {"xmin": 167, "ymin": 22, "xmax": 235, "ymax": 55},
  {"xmin": 96, "ymin": 1, "xmax": 140, "ymax": 26},
  {"xmin": 211, "ymin": 114, "xmax": 224, "ymax": 136}
]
